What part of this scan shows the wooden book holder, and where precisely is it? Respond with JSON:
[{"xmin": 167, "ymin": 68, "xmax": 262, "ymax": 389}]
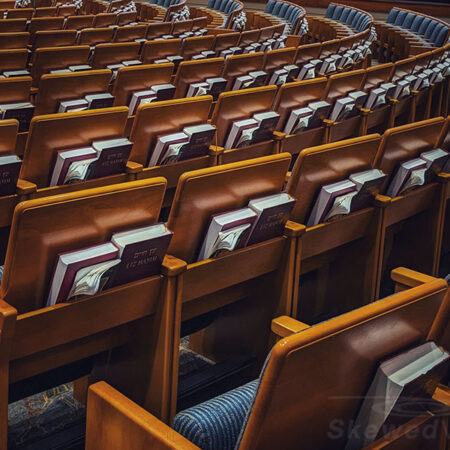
[
  {"xmin": 31, "ymin": 46, "xmax": 91, "ymax": 87},
  {"xmin": 35, "ymin": 69, "xmax": 112, "ymax": 115},
  {"xmin": 91, "ymin": 42, "xmax": 141, "ymax": 69},
  {"xmin": 222, "ymin": 52, "xmax": 265, "ymax": 90},
  {"xmin": 130, "ymin": 96, "xmax": 215, "ymax": 206},
  {"xmin": 287, "ymin": 135, "xmax": 382, "ymax": 319},
  {"xmin": 141, "ymin": 39, "xmax": 182, "ymax": 64},
  {"xmin": 211, "ymin": 85, "xmax": 279, "ymax": 164},
  {"xmin": 174, "ymin": 58, "xmax": 224, "ymax": 98}
]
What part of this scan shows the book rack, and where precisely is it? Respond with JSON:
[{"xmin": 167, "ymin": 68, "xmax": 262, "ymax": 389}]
[{"xmin": 222, "ymin": 52, "xmax": 265, "ymax": 91}]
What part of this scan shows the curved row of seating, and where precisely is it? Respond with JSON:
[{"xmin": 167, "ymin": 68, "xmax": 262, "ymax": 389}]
[
  {"xmin": 324, "ymin": 2, "xmax": 373, "ymax": 34},
  {"xmin": 263, "ymin": 0, "xmax": 306, "ymax": 35},
  {"xmin": 206, "ymin": 0, "xmax": 242, "ymax": 29}
]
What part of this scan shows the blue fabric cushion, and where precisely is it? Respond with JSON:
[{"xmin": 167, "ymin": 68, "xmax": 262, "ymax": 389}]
[
  {"xmin": 0, "ymin": 266, "xmax": 3, "ymax": 284},
  {"xmin": 394, "ymin": 10, "xmax": 407, "ymax": 27},
  {"xmin": 435, "ymin": 26, "xmax": 449, "ymax": 46},
  {"xmin": 402, "ymin": 13, "xmax": 415, "ymax": 30},
  {"xmin": 174, "ymin": 380, "xmax": 258, "ymax": 450},
  {"xmin": 279, "ymin": 3, "xmax": 289, "ymax": 18},
  {"xmin": 286, "ymin": 6, "xmax": 296, "ymax": 24},
  {"xmin": 424, "ymin": 21, "xmax": 438, "ymax": 39},
  {"xmin": 410, "ymin": 15, "xmax": 424, "ymax": 33},
  {"xmin": 331, "ymin": 5, "xmax": 343, "ymax": 20},
  {"xmin": 264, "ymin": 0, "xmax": 275, "ymax": 14},
  {"xmin": 430, "ymin": 23, "xmax": 444, "ymax": 44},
  {"xmin": 325, "ymin": 4, "xmax": 335, "ymax": 19},
  {"xmin": 272, "ymin": 1, "xmax": 282, "ymax": 16},
  {"xmin": 386, "ymin": 8, "xmax": 399, "ymax": 24},
  {"xmin": 224, "ymin": 1, "xmax": 233, "ymax": 14},
  {"xmin": 354, "ymin": 14, "xmax": 365, "ymax": 31},
  {"xmin": 340, "ymin": 8, "xmax": 350, "ymax": 22},
  {"xmin": 351, "ymin": 11, "xmax": 362, "ymax": 28},
  {"xmin": 418, "ymin": 18, "xmax": 431, "ymax": 35},
  {"xmin": 346, "ymin": 9, "xmax": 356, "ymax": 25}
]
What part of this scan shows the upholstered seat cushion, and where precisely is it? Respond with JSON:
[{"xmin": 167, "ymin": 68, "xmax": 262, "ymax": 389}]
[
  {"xmin": 0, "ymin": 265, "xmax": 3, "ymax": 284},
  {"xmin": 173, "ymin": 379, "xmax": 259, "ymax": 450}
]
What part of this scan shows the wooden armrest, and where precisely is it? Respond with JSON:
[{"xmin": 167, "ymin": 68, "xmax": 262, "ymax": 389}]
[
  {"xmin": 374, "ymin": 194, "xmax": 391, "ymax": 207},
  {"xmin": 125, "ymin": 161, "xmax": 143, "ymax": 174},
  {"xmin": 161, "ymin": 254, "xmax": 187, "ymax": 276},
  {"xmin": 284, "ymin": 220, "xmax": 306, "ymax": 238},
  {"xmin": 432, "ymin": 384, "xmax": 450, "ymax": 407},
  {"xmin": 208, "ymin": 145, "xmax": 224, "ymax": 156},
  {"xmin": 271, "ymin": 315, "xmax": 309, "ymax": 338},
  {"xmin": 16, "ymin": 179, "xmax": 37, "ymax": 195},
  {"xmin": 273, "ymin": 130, "xmax": 285, "ymax": 141},
  {"xmin": 437, "ymin": 172, "xmax": 450, "ymax": 183},
  {"xmin": 86, "ymin": 382, "xmax": 198, "ymax": 450},
  {"xmin": 391, "ymin": 267, "xmax": 438, "ymax": 288}
]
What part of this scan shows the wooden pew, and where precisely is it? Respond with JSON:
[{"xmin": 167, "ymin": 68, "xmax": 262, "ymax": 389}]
[
  {"xmin": 77, "ymin": 27, "xmax": 115, "ymax": 46},
  {"xmin": 116, "ymin": 11, "xmax": 138, "ymax": 26},
  {"xmin": 173, "ymin": 58, "xmax": 224, "ymax": 98},
  {"xmin": 212, "ymin": 32, "xmax": 240, "ymax": 54},
  {"xmin": 145, "ymin": 21, "xmax": 171, "ymax": 40},
  {"xmin": 373, "ymin": 117, "xmax": 446, "ymax": 295},
  {"xmin": 16, "ymin": 107, "xmax": 135, "ymax": 204},
  {"xmin": 0, "ymin": 49, "xmax": 28, "ymax": 74},
  {"xmin": 113, "ymin": 24, "xmax": 148, "ymax": 43},
  {"xmin": 130, "ymin": 96, "xmax": 216, "ymax": 207},
  {"xmin": 85, "ymin": 267, "xmax": 450, "ymax": 449},
  {"xmin": 92, "ymin": 12, "xmax": 117, "ymax": 28},
  {"xmin": 294, "ymin": 43, "xmax": 323, "ymax": 66},
  {"xmin": 34, "ymin": 6, "xmax": 58, "ymax": 17},
  {"xmin": 274, "ymin": 78, "xmax": 328, "ymax": 160},
  {"xmin": 31, "ymin": 30, "xmax": 78, "ymax": 50},
  {"xmin": 28, "ymin": 17, "xmax": 65, "ymax": 41},
  {"xmin": 30, "ymin": 46, "xmax": 91, "ymax": 88},
  {"xmin": 0, "ymin": 32, "xmax": 29, "ymax": 50},
  {"xmin": 34, "ymin": 69, "xmax": 112, "ymax": 115},
  {"xmin": 0, "ymin": 19, "xmax": 27, "ymax": 33},
  {"xmin": 0, "ymin": 178, "xmax": 188, "ymax": 448},
  {"xmin": 211, "ymin": 85, "xmax": 279, "ymax": 164},
  {"xmin": 91, "ymin": 42, "xmax": 141, "ymax": 69},
  {"xmin": 286, "ymin": 135, "xmax": 382, "ymax": 321},
  {"xmin": 180, "ymin": 36, "xmax": 215, "ymax": 60},
  {"xmin": 64, "ymin": 15, "xmax": 95, "ymax": 31},
  {"xmin": 222, "ymin": 52, "xmax": 265, "ymax": 91},
  {"xmin": 141, "ymin": 39, "xmax": 181, "ymax": 64},
  {"xmin": 263, "ymin": 47, "xmax": 296, "ymax": 76},
  {"xmin": 171, "ymin": 19, "xmax": 194, "ymax": 37}
]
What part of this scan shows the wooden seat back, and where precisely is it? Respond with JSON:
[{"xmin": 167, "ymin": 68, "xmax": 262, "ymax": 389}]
[
  {"xmin": 29, "ymin": 17, "xmax": 65, "ymax": 36},
  {"xmin": 363, "ymin": 63, "xmax": 394, "ymax": 90},
  {"xmin": 318, "ymin": 38, "xmax": 340, "ymax": 57},
  {"xmin": 287, "ymin": 134, "xmax": 381, "ymax": 223},
  {"xmin": 391, "ymin": 56, "xmax": 416, "ymax": 82},
  {"xmin": 35, "ymin": 69, "xmax": 112, "ymax": 115},
  {"xmin": 32, "ymin": 30, "xmax": 78, "ymax": 50},
  {"xmin": 0, "ymin": 18, "xmax": 27, "ymax": 33},
  {"xmin": 34, "ymin": 6, "xmax": 58, "ymax": 17},
  {"xmin": 77, "ymin": 27, "xmax": 115, "ymax": 46},
  {"xmin": 141, "ymin": 39, "xmax": 181, "ymax": 64},
  {"xmin": 238, "ymin": 275, "xmax": 449, "ymax": 449},
  {"xmin": 91, "ymin": 42, "xmax": 140, "ymax": 69},
  {"xmin": 5, "ymin": 8, "xmax": 33, "ymax": 19},
  {"xmin": 64, "ymin": 15, "xmax": 95, "ymax": 31},
  {"xmin": 57, "ymin": 4, "xmax": 77, "ymax": 17},
  {"xmin": 0, "ymin": 119, "xmax": 19, "ymax": 155},
  {"xmin": 113, "ymin": 24, "xmax": 148, "ymax": 43},
  {"xmin": 0, "ymin": 76, "xmax": 32, "ymax": 105},
  {"xmin": 92, "ymin": 13, "xmax": 117, "ymax": 28},
  {"xmin": 222, "ymin": 52, "xmax": 265, "ymax": 90},
  {"xmin": 0, "ymin": 49, "xmax": 28, "ymax": 73},
  {"xmin": 212, "ymin": 32, "xmax": 240, "ymax": 53},
  {"xmin": 192, "ymin": 16, "xmax": 207, "ymax": 31},
  {"xmin": 0, "ymin": 32, "xmax": 29, "ymax": 50},
  {"xmin": 174, "ymin": 58, "xmax": 224, "ymax": 98},
  {"xmin": 171, "ymin": 19, "xmax": 194, "ymax": 36},
  {"xmin": 116, "ymin": 11, "xmax": 138, "ymax": 26},
  {"xmin": 31, "ymin": 46, "xmax": 90, "ymax": 86},
  {"xmin": 19, "ymin": 107, "xmax": 129, "ymax": 192},
  {"xmin": 324, "ymin": 69, "xmax": 366, "ymax": 101},
  {"xmin": 145, "ymin": 21, "xmax": 171, "ymax": 40},
  {"xmin": 238, "ymin": 29, "xmax": 260, "ymax": 46},
  {"xmin": 263, "ymin": 47, "xmax": 296, "ymax": 74},
  {"xmin": 113, "ymin": 63, "xmax": 174, "ymax": 107},
  {"xmin": 180, "ymin": 36, "xmax": 215, "ymax": 60}
]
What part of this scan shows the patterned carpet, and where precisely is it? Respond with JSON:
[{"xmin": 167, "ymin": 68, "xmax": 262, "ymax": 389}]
[{"xmin": 7, "ymin": 340, "xmax": 214, "ymax": 449}]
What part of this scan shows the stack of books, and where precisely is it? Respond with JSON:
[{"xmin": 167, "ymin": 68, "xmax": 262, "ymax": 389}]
[
  {"xmin": 58, "ymin": 92, "xmax": 115, "ymax": 113},
  {"xmin": 232, "ymin": 70, "xmax": 268, "ymax": 90},
  {"xmin": 0, "ymin": 154, "xmax": 21, "ymax": 196},
  {"xmin": 268, "ymin": 65, "xmax": 300, "ymax": 85},
  {"xmin": 128, "ymin": 83, "xmax": 176, "ymax": 115},
  {"xmin": 186, "ymin": 77, "xmax": 227, "ymax": 99},
  {"xmin": 0, "ymin": 102, "xmax": 35, "ymax": 132}
]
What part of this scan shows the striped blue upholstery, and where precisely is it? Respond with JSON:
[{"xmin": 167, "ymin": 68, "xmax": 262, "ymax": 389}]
[
  {"xmin": 411, "ymin": 15, "xmax": 424, "ymax": 33},
  {"xmin": 402, "ymin": 13, "xmax": 415, "ymax": 30},
  {"xmin": 0, "ymin": 265, "xmax": 3, "ymax": 284},
  {"xmin": 173, "ymin": 380, "xmax": 258, "ymax": 450},
  {"xmin": 386, "ymin": 8, "xmax": 399, "ymax": 24},
  {"xmin": 324, "ymin": 4, "xmax": 335, "ymax": 19}
]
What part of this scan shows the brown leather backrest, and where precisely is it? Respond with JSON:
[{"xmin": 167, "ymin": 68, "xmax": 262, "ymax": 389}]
[
  {"xmin": 64, "ymin": 15, "xmax": 95, "ymax": 31},
  {"xmin": 212, "ymin": 32, "xmax": 240, "ymax": 53},
  {"xmin": 35, "ymin": 70, "xmax": 112, "ymax": 115},
  {"xmin": 0, "ymin": 49, "xmax": 28, "ymax": 72},
  {"xmin": 113, "ymin": 63, "xmax": 174, "ymax": 107},
  {"xmin": 180, "ymin": 36, "xmax": 215, "ymax": 60},
  {"xmin": 239, "ymin": 277, "xmax": 449, "ymax": 450},
  {"xmin": 0, "ymin": 19, "xmax": 27, "ymax": 33},
  {"xmin": 92, "ymin": 13, "xmax": 116, "ymax": 28},
  {"xmin": 171, "ymin": 19, "xmax": 194, "ymax": 36},
  {"xmin": 32, "ymin": 30, "xmax": 77, "ymax": 50},
  {"xmin": 222, "ymin": 52, "xmax": 265, "ymax": 90},
  {"xmin": 29, "ymin": 17, "xmax": 65, "ymax": 35},
  {"xmin": 391, "ymin": 56, "xmax": 416, "ymax": 82},
  {"xmin": 0, "ymin": 119, "xmax": 19, "ymax": 155},
  {"xmin": 91, "ymin": 42, "xmax": 141, "ymax": 69},
  {"xmin": 129, "ymin": 96, "xmax": 213, "ymax": 166},
  {"xmin": 20, "ymin": 107, "xmax": 129, "ymax": 188},
  {"xmin": 263, "ymin": 47, "xmax": 296, "ymax": 73},
  {"xmin": 0, "ymin": 76, "xmax": 32, "ymax": 104},
  {"xmin": 0, "ymin": 32, "xmax": 29, "ymax": 50},
  {"xmin": 31, "ymin": 46, "xmax": 90, "ymax": 86},
  {"xmin": 1, "ymin": 177, "xmax": 167, "ymax": 313},
  {"xmin": 113, "ymin": 24, "xmax": 148, "ymax": 43},
  {"xmin": 288, "ymin": 134, "xmax": 381, "ymax": 223},
  {"xmin": 167, "ymin": 153, "xmax": 291, "ymax": 263},
  {"xmin": 174, "ymin": 58, "xmax": 224, "ymax": 98},
  {"xmin": 324, "ymin": 69, "xmax": 366, "ymax": 101},
  {"xmin": 273, "ymin": 78, "xmax": 328, "ymax": 131},
  {"xmin": 141, "ymin": 39, "xmax": 181, "ymax": 64},
  {"xmin": 211, "ymin": 85, "xmax": 278, "ymax": 146},
  {"xmin": 238, "ymin": 29, "xmax": 260, "ymax": 46},
  {"xmin": 146, "ymin": 22, "xmax": 171, "ymax": 40},
  {"xmin": 78, "ymin": 27, "xmax": 115, "ymax": 46},
  {"xmin": 34, "ymin": 6, "xmax": 58, "ymax": 17},
  {"xmin": 363, "ymin": 63, "xmax": 393, "ymax": 90},
  {"xmin": 374, "ymin": 117, "xmax": 445, "ymax": 189}
]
